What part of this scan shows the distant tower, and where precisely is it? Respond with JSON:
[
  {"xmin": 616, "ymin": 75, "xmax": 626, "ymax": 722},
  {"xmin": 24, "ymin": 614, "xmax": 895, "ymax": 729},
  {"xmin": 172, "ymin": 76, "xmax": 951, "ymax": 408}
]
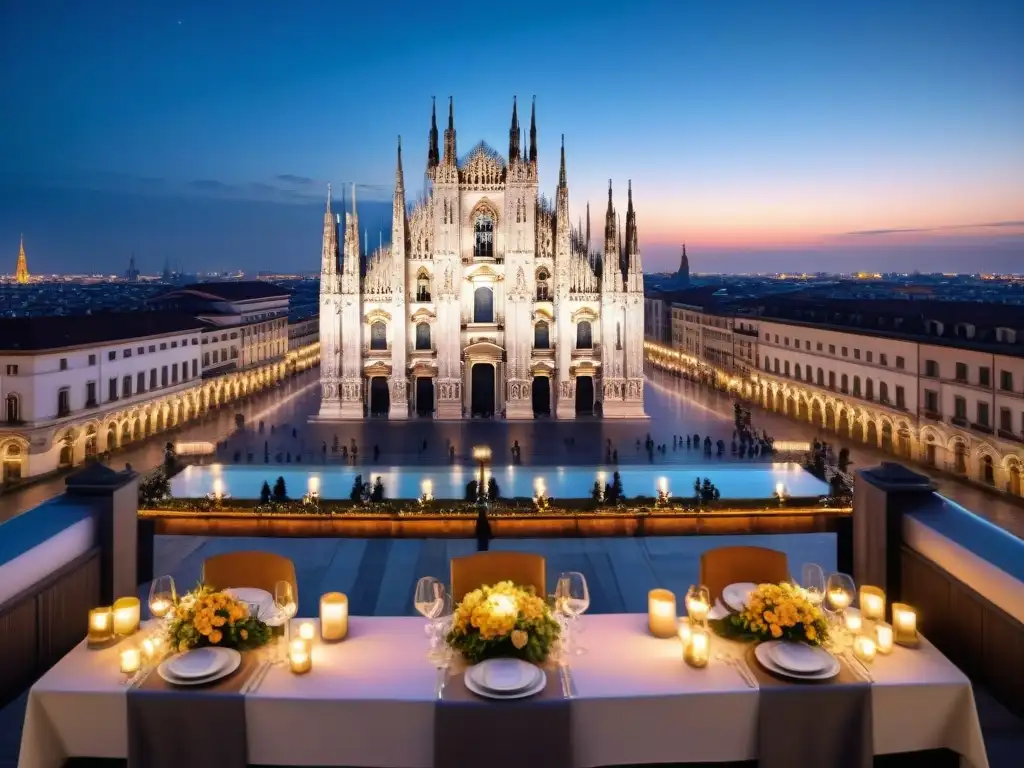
[
  {"xmin": 126, "ymin": 253, "xmax": 140, "ymax": 282},
  {"xmin": 15, "ymin": 235, "xmax": 29, "ymax": 284},
  {"xmin": 677, "ymin": 244, "xmax": 690, "ymax": 287},
  {"xmin": 162, "ymin": 257, "xmax": 172, "ymax": 282}
]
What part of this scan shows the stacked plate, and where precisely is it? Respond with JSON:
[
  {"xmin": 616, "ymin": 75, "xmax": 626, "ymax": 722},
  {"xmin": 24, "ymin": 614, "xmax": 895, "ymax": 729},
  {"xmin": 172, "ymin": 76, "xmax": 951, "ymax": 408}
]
[
  {"xmin": 721, "ymin": 582, "xmax": 757, "ymax": 613},
  {"xmin": 754, "ymin": 640, "xmax": 840, "ymax": 681},
  {"xmin": 158, "ymin": 647, "xmax": 242, "ymax": 686},
  {"xmin": 223, "ymin": 587, "xmax": 287, "ymax": 627},
  {"xmin": 464, "ymin": 658, "xmax": 546, "ymax": 700}
]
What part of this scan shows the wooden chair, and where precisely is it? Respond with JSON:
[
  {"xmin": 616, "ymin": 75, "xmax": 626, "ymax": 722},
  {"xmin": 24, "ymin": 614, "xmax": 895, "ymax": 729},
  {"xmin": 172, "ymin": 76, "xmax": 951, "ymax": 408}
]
[
  {"xmin": 450, "ymin": 552, "xmax": 546, "ymax": 602},
  {"xmin": 699, "ymin": 546, "xmax": 790, "ymax": 603},
  {"xmin": 202, "ymin": 551, "xmax": 298, "ymax": 597}
]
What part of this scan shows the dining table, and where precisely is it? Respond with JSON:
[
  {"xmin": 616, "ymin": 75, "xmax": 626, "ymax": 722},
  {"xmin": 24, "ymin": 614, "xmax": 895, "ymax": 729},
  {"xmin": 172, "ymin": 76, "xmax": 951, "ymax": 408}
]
[{"xmin": 18, "ymin": 613, "xmax": 989, "ymax": 768}]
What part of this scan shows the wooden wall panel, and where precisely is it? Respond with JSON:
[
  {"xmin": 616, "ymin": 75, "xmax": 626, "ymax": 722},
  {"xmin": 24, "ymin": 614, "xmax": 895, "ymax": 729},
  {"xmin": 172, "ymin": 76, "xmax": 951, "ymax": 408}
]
[
  {"xmin": 0, "ymin": 597, "xmax": 38, "ymax": 707},
  {"xmin": 37, "ymin": 551, "xmax": 101, "ymax": 671}
]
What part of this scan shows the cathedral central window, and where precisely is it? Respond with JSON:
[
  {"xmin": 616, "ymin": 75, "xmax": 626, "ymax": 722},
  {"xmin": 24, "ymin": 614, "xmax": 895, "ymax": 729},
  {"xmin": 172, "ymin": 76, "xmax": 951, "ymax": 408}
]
[{"xmin": 474, "ymin": 214, "xmax": 494, "ymax": 258}]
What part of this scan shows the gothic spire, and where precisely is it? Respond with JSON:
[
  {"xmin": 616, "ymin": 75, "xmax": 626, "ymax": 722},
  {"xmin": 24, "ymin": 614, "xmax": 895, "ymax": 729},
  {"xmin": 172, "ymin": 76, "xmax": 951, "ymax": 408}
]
[
  {"xmin": 558, "ymin": 134, "xmax": 567, "ymax": 188},
  {"xmin": 428, "ymin": 97, "xmax": 439, "ymax": 169},
  {"xmin": 443, "ymin": 96, "xmax": 457, "ymax": 164},
  {"xmin": 326, "ymin": 182, "xmax": 332, "ymax": 213},
  {"xmin": 529, "ymin": 96, "xmax": 537, "ymax": 163},
  {"xmin": 394, "ymin": 136, "xmax": 405, "ymax": 192},
  {"xmin": 586, "ymin": 201, "xmax": 591, "ymax": 252},
  {"xmin": 508, "ymin": 96, "xmax": 520, "ymax": 162}
]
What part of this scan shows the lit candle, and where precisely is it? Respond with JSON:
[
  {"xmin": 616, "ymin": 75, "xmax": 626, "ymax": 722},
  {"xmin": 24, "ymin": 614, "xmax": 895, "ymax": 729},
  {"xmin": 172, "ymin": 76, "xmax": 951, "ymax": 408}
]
[
  {"xmin": 875, "ymin": 622, "xmax": 894, "ymax": 654},
  {"xmin": 288, "ymin": 638, "xmax": 311, "ymax": 674},
  {"xmin": 149, "ymin": 598, "xmax": 172, "ymax": 619},
  {"xmin": 859, "ymin": 586, "xmax": 886, "ymax": 622},
  {"xmin": 686, "ymin": 596, "xmax": 710, "ymax": 623},
  {"xmin": 298, "ymin": 621, "xmax": 316, "ymax": 642},
  {"xmin": 892, "ymin": 603, "xmax": 918, "ymax": 646},
  {"xmin": 828, "ymin": 588, "xmax": 852, "ymax": 612},
  {"xmin": 88, "ymin": 607, "xmax": 113, "ymax": 647},
  {"xmin": 120, "ymin": 647, "xmax": 141, "ymax": 675},
  {"xmin": 684, "ymin": 628, "xmax": 710, "ymax": 668},
  {"xmin": 677, "ymin": 618, "xmax": 692, "ymax": 649},
  {"xmin": 113, "ymin": 597, "xmax": 141, "ymax": 635},
  {"xmin": 853, "ymin": 634, "xmax": 877, "ymax": 664},
  {"xmin": 320, "ymin": 592, "xmax": 349, "ymax": 641},
  {"xmin": 845, "ymin": 612, "xmax": 863, "ymax": 633},
  {"xmin": 648, "ymin": 589, "xmax": 678, "ymax": 639}
]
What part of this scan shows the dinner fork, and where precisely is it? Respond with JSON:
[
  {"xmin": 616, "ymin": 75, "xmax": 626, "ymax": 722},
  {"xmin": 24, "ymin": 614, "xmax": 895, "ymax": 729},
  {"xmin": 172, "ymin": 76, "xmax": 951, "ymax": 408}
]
[{"xmin": 715, "ymin": 651, "xmax": 757, "ymax": 688}]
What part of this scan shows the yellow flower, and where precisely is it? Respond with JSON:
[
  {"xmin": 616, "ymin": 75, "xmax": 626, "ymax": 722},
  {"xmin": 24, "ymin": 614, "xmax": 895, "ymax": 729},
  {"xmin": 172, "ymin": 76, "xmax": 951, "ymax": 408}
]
[
  {"xmin": 770, "ymin": 624, "xmax": 783, "ymax": 638},
  {"xmin": 240, "ymin": 628, "xmax": 248, "ymax": 640},
  {"xmin": 805, "ymin": 626, "xmax": 817, "ymax": 641},
  {"xmin": 511, "ymin": 630, "xmax": 528, "ymax": 649},
  {"xmin": 209, "ymin": 630, "xmax": 223, "ymax": 644}
]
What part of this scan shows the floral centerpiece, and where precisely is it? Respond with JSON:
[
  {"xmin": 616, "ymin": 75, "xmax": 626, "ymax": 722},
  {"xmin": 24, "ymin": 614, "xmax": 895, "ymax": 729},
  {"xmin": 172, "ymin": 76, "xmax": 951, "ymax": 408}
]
[
  {"xmin": 166, "ymin": 585, "xmax": 273, "ymax": 653},
  {"xmin": 711, "ymin": 582, "xmax": 829, "ymax": 646},
  {"xmin": 446, "ymin": 581, "xmax": 561, "ymax": 663}
]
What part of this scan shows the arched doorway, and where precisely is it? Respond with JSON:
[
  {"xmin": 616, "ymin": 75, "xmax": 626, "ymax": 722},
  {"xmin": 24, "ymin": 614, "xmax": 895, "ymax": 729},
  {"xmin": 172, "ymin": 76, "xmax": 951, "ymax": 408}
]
[
  {"xmin": 953, "ymin": 442, "xmax": 967, "ymax": 474},
  {"xmin": 58, "ymin": 434, "xmax": 74, "ymax": 468},
  {"xmin": 2, "ymin": 444, "xmax": 23, "ymax": 483},
  {"xmin": 415, "ymin": 377, "xmax": 434, "ymax": 418},
  {"xmin": 811, "ymin": 400, "xmax": 823, "ymax": 427},
  {"xmin": 1010, "ymin": 464, "xmax": 1021, "ymax": 496},
  {"xmin": 121, "ymin": 423, "xmax": 132, "ymax": 445},
  {"xmin": 838, "ymin": 410, "xmax": 849, "ymax": 437},
  {"xmin": 532, "ymin": 376, "xmax": 551, "ymax": 417},
  {"xmin": 575, "ymin": 376, "xmax": 595, "ymax": 416},
  {"xmin": 881, "ymin": 422, "xmax": 893, "ymax": 453},
  {"xmin": 866, "ymin": 421, "xmax": 878, "ymax": 446},
  {"xmin": 923, "ymin": 439, "xmax": 936, "ymax": 467},
  {"xmin": 981, "ymin": 455, "xmax": 995, "ymax": 485},
  {"xmin": 852, "ymin": 420, "xmax": 864, "ymax": 443},
  {"xmin": 766, "ymin": 390, "xmax": 775, "ymax": 411},
  {"xmin": 825, "ymin": 404, "xmax": 835, "ymax": 431},
  {"xmin": 897, "ymin": 429, "xmax": 911, "ymax": 457},
  {"xmin": 471, "ymin": 363, "xmax": 496, "ymax": 417},
  {"xmin": 369, "ymin": 377, "xmax": 390, "ymax": 417},
  {"xmin": 85, "ymin": 428, "xmax": 98, "ymax": 459}
]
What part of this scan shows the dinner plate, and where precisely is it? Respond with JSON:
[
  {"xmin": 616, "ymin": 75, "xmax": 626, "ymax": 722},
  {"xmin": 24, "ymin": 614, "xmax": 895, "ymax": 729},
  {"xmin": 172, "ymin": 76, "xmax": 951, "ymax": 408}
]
[
  {"xmin": 158, "ymin": 649, "xmax": 242, "ymax": 686},
  {"xmin": 722, "ymin": 582, "xmax": 757, "ymax": 613},
  {"xmin": 468, "ymin": 659, "xmax": 543, "ymax": 694},
  {"xmin": 166, "ymin": 647, "xmax": 234, "ymax": 679},
  {"xmin": 768, "ymin": 641, "xmax": 832, "ymax": 674},
  {"xmin": 464, "ymin": 666, "xmax": 547, "ymax": 700},
  {"xmin": 755, "ymin": 641, "xmax": 839, "ymax": 681},
  {"xmin": 223, "ymin": 587, "xmax": 287, "ymax": 627}
]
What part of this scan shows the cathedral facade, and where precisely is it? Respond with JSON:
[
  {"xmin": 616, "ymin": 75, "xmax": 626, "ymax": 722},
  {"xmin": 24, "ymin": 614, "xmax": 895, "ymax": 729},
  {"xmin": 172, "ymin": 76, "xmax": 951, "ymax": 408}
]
[{"xmin": 315, "ymin": 98, "xmax": 645, "ymax": 420}]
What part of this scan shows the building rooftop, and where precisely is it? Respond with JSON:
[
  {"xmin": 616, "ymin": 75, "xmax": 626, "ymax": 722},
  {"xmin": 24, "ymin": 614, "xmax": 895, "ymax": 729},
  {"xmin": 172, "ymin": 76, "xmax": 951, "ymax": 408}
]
[
  {"xmin": 0, "ymin": 312, "xmax": 205, "ymax": 352},
  {"xmin": 157, "ymin": 281, "xmax": 291, "ymax": 303}
]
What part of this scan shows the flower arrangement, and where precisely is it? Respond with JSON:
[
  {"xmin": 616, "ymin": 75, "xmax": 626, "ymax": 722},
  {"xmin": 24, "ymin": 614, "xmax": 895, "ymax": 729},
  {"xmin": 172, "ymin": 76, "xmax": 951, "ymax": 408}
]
[
  {"xmin": 446, "ymin": 581, "xmax": 561, "ymax": 663},
  {"xmin": 712, "ymin": 582, "xmax": 829, "ymax": 646},
  {"xmin": 166, "ymin": 585, "xmax": 273, "ymax": 653}
]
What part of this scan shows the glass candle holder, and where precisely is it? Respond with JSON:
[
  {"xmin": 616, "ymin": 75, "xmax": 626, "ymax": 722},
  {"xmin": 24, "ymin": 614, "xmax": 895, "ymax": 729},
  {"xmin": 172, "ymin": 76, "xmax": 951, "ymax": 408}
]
[
  {"xmin": 827, "ymin": 588, "xmax": 852, "ymax": 612},
  {"xmin": 648, "ymin": 589, "xmax": 677, "ymax": 638},
  {"xmin": 288, "ymin": 638, "xmax": 312, "ymax": 674},
  {"xmin": 875, "ymin": 622, "xmax": 894, "ymax": 654},
  {"xmin": 677, "ymin": 618, "xmax": 692, "ymax": 650},
  {"xmin": 853, "ymin": 634, "xmax": 877, "ymax": 664},
  {"xmin": 859, "ymin": 586, "xmax": 886, "ymax": 622},
  {"xmin": 892, "ymin": 603, "xmax": 918, "ymax": 646},
  {"xmin": 119, "ymin": 647, "xmax": 141, "ymax": 675},
  {"xmin": 297, "ymin": 621, "xmax": 316, "ymax": 643},
  {"xmin": 113, "ymin": 597, "xmax": 141, "ymax": 636},
  {"xmin": 684, "ymin": 628, "xmax": 710, "ymax": 668},
  {"xmin": 685, "ymin": 585, "xmax": 711, "ymax": 627},
  {"xmin": 87, "ymin": 606, "xmax": 114, "ymax": 647},
  {"xmin": 320, "ymin": 592, "xmax": 348, "ymax": 641},
  {"xmin": 845, "ymin": 612, "xmax": 863, "ymax": 633}
]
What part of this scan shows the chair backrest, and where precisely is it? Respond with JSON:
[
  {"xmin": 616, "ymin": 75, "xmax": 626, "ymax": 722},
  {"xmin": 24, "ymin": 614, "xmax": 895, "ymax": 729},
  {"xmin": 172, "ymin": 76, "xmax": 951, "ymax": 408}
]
[
  {"xmin": 699, "ymin": 546, "xmax": 790, "ymax": 602},
  {"xmin": 450, "ymin": 552, "xmax": 546, "ymax": 602},
  {"xmin": 202, "ymin": 551, "xmax": 298, "ymax": 597}
]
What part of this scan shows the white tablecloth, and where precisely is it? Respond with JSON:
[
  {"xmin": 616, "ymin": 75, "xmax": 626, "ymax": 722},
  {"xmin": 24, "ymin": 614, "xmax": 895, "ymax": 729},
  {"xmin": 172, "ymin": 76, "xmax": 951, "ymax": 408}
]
[{"xmin": 19, "ymin": 614, "xmax": 989, "ymax": 768}]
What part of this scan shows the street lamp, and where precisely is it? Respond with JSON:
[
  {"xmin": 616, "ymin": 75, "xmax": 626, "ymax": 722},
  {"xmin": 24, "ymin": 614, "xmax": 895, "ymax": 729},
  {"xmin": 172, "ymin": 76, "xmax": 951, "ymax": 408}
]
[{"xmin": 472, "ymin": 445, "xmax": 492, "ymax": 503}]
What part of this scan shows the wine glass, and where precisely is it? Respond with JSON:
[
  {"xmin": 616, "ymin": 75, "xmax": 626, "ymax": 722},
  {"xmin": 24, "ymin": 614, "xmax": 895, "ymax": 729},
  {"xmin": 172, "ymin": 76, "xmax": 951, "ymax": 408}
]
[
  {"xmin": 799, "ymin": 564, "xmax": 826, "ymax": 607},
  {"xmin": 274, "ymin": 580, "xmax": 298, "ymax": 645},
  {"xmin": 826, "ymin": 572, "xmax": 855, "ymax": 634},
  {"xmin": 556, "ymin": 572, "xmax": 590, "ymax": 655},
  {"xmin": 148, "ymin": 575, "xmax": 176, "ymax": 621},
  {"xmin": 685, "ymin": 584, "xmax": 711, "ymax": 627},
  {"xmin": 414, "ymin": 577, "xmax": 444, "ymax": 656}
]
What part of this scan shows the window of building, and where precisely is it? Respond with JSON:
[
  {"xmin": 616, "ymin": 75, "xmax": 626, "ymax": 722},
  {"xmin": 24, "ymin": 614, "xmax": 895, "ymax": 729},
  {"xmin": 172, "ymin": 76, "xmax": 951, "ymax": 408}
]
[
  {"xmin": 817, "ymin": 368, "xmax": 824, "ymax": 386},
  {"xmin": 192, "ymin": 359, "xmax": 198, "ymax": 377},
  {"xmin": 160, "ymin": 343, "xmax": 167, "ymax": 350},
  {"xmin": 924, "ymin": 359, "xmax": 938, "ymax": 377},
  {"xmin": 955, "ymin": 362, "xmax": 968, "ymax": 382},
  {"xmin": 794, "ymin": 363, "xmax": 802, "ymax": 380},
  {"xmin": 999, "ymin": 370, "xmax": 1013, "ymax": 391},
  {"xmin": 203, "ymin": 353, "xmax": 210, "ymax": 366},
  {"xmin": 86, "ymin": 381, "xmax": 96, "ymax": 407},
  {"xmin": 879, "ymin": 381, "xmax": 889, "ymax": 403},
  {"xmin": 576, "ymin": 321, "xmax": 593, "ymax": 349},
  {"xmin": 805, "ymin": 340, "xmax": 810, "ymax": 350},
  {"xmin": 534, "ymin": 321, "xmax": 549, "ymax": 350},
  {"xmin": 853, "ymin": 376, "xmax": 861, "ymax": 396},
  {"xmin": 56, "ymin": 357, "xmax": 68, "ymax": 371},
  {"xmin": 137, "ymin": 372, "xmax": 145, "ymax": 393},
  {"xmin": 535, "ymin": 269, "xmax": 550, "ymax": 301},
  {"xmin": 774, "ymin": 335, "xmax": 779, "ymax": 343},
  {"xmin": 181, "ymin": 362, "xmax": 188, "ymax": 381},
  {"xmin": 4, "ymin": 393, "xmax": 19, "ymax": 423},
  {"xmin": 865, "ymin": 378, "xmax": 874, "ymax": 400},
  {"xmin": 415, "ymin": 322, "xmax": 431, "ymax": 350},
  {"xmin": 171, "ymin": 366, "xmax": 178, "ymax": 384},
  {"xmin": 954, "ymin": 396, "xmax": 966, "ymax": 419},
  {"xmin": 828, "ymin": 371, "xmax": 836, "ymax": 389},
  {"xmin": 149, "ymin": 345, "xmax": 155, "ymax": 353},
  {"xmin": 88, "ymin": 354, "xmax": 96, "ymax": 366},
  {"xmin": 979, "ymin": 367, "xmax": 991, "ymax": 387},
  {"xmin": 473, "ymin": 213, "xmax": 494, "ymax": 257},
  {"xmin": 108, "ymin": 378, "xmax": 118, "ymax": 401},
  {"xmin": 138, "ymin": 347, "xmax": 144, "ymax": 354},
  {"xmin": 774, "ymin": 359, "xmax": 779, "ymax": 374},
  {"xmin": 880, "ymin": 353, "xmax": 888, "ymax": 366},
  {"xmin": 816, "ymin": 342, "xmax": 823, "ymax": 351},
  {"xmin": 171, "ymin": 341, "xmax": 178, "ymax": 348},
  {"xmin": 122, "ymin": 375, "xmax": 132, "ymax": 398},
  {"xmin": 150, "ymin": 369, "xmax": 157, "ymax": 389},
  {"xmin": 1000, "ymin": 407, "xmax": 1013, "ymax": 432},
  {"xmin": 161, "ymin": 366, "xmax": 168, "ymax": 387},
  {"xmin": 370, "ymin": 322, "xmax": 388, "ymax": 350},
  {"xmin": 57, "ymin": 387, "xmax": 70, "ymax": 417},
  {"xmin": 924, "ymin": 389, "xmax": 938, "ymax": 414},
  {"xmin": 5, "ymin": 364, "xmax": 18, "ymax": 375},
  {"xmin": 124, "ymin": 349, "xmax": 132, "ymax": 358},
  {"xmin": 895, "ymin": 385, "xmax": 904, "ymax": 408},
  {"xmin": 784, "ymin": 361, "xmax": 791, "ymax": 377},
  {"xmin": 977, "ymin": 402, "xmax": 990, "ymax": 427},
  {"xmin": 841, "ymin": 374, "xmax": 848, "ymax": 393},
  {"xmin": 895, "ymin": 356, "xmax": 905, "ymax": 369},
  {"xmin": 854, "ymin": 349, "xmax": 861, "ymax": 360},
  {"xmin": 108, "ymin": 351, "xmax": 116, "ymax": 361},
  {"xmin": 828, "ymin": 344, "xmax": 835, "ymax": 355}
]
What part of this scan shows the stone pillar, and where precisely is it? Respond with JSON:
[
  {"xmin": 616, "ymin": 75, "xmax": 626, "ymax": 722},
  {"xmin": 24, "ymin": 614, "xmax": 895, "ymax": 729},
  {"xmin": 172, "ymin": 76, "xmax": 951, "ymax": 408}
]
[
  {"xmin": 852, "ymin": 462, "xmax": 935, "ymax": 601},
  {"xmin": 65, "ymin": 463, "xmax": 141, "ymax": 603}
]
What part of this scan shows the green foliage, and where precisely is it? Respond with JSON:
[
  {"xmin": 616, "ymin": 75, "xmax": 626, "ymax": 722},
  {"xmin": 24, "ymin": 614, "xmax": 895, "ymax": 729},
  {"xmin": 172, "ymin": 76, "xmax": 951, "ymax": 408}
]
[
  {"xmin": 350, "ymin": 474, "xmax": 365, "ymax": 502},
  {"xmin": 259, "ymin": 481, "xmax": 272, "ymax": 504},
  {"xmin": 487, "ymin": 477, "xmax": 500, "ymax": 501},
  {"xmin": 371, "ymin": 477, "xmax": 385, "ymax": 502},
  {"xmin": 138, "ymin": 469, "xmax": 171, "ymax": 507},
  {"xmin": 272, "ymin": 476, "xmax": 288, "ymax": 502},
  {"xmin": 165, "ymin": 584, "xmax": 273, "ymax": 653}
]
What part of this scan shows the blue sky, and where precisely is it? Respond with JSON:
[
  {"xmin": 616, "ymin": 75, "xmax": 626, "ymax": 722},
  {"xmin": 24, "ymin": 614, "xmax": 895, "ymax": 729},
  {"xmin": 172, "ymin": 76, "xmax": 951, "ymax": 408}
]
[{"xmin": 1, "ymin": 0, "xmax": 1022, "ymax": 275}]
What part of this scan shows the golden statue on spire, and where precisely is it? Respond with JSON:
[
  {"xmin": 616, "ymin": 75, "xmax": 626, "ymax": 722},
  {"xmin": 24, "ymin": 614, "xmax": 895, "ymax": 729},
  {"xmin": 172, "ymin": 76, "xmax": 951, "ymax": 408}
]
[{"xmin": 15, "ymin": 234, "xmax": 30, "ymax": 284}]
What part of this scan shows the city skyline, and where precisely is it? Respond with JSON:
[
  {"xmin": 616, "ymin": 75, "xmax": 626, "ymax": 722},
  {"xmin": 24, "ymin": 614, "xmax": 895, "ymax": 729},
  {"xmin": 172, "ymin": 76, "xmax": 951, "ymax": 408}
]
[{"xmin": 2, "ymin": 0, "xmax": 1022, "ymax": 274}]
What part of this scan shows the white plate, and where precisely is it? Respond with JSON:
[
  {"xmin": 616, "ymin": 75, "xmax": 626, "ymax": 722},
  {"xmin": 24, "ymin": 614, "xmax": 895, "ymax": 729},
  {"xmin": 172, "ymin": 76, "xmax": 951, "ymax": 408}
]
[
  {"xmin": 166, "ymin": 647, "xmax": 233, "ymax": 679},
  {"xmin": 768, "ymin": 641, "xmax": 832, "ymax": 674},
  {"xmin": 722, "ymin": 582, "xmax": 757, "ymax": 613},
  {"xmin": 223, "ymin": 587, "xmax": 287, "ymax": 627},
  {"xmin": 468, "ymin": 659, "xmax": 543, "ymax": 694},
  {"xmin": 158, "ymin": 649, "xmax": 242, "ymax": 686},
  {"xmin": 755, "ymin": 641, "xmax": 839, "ymax": 681},
  {"xmin": 464, "ymin": 666, "xmax": 547, "ymax": 700}
]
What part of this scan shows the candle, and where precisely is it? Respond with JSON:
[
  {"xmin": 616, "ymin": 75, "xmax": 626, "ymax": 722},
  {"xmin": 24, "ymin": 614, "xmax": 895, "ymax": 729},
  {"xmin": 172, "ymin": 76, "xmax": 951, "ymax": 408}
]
[
  {"xmin": 113, "ymin": 597, "xmax": 141, "ymax": 635},
  {"xmin": 677, "ymin": 618, "xmax": 692, "ymax": 649},
  {"xmin": 149, "ymin": 598, "xmax": 172, "ymax": 619},
  {"xmin": 845, "ymin": 612, "xmax": 863, "ymax": 633},
  {"xmin": 87, "ymin": 607, "xmax": 113, "ymax": 647},
  {"xmin": 142, "ymin": 637, "xmax": 156, "ymax": 661},
  {"xmin": 859, "ymin": 586, "xmax": 886, "ymax": 622},
  {"xmin": 120, "ymin": 647, "xmax": 141, "ymax": 675},
  {"xmin": 853, "ymin": 635, "xmax": 877, "ymax": 664},
  {"xmin": 875, "ymin": 622, "xmax": 894, "ymax": 654},
  {"xmin": 892, "ymin": 603, "xmax": 918, "ymax": 646},
  {"xmin": 686, "ymin": 596, "xmax": 710, "ymax": 623},
  {"xmin": 298, "ymin": 621, "xmax": 316, "ymax": 642},
  {"xmin": 288, "ymin": 638, "xmax": 311, "ymax": 674},
  {"xmin": 320, "ymin": 592, "xmax": 348, "ymax": 641},
  {"xmin": 684, "ymin": 628, "xmax": 710, "ymax": 668},
  {"xmin": 648, "ymin": 589, "xmax": 677, "ymax": 638},
  {"xmin": 828, "ymin": 588, "xmax": 852, "ymax": 611}
]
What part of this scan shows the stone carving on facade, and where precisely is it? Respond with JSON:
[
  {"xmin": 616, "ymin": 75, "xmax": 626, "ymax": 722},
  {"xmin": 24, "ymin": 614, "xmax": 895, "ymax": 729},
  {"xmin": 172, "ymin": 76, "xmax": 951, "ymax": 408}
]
[
  {"xmin": 437, "ymin": 379, "xmax": 462, "ymax": 401},
  {"xmin": 437, "ymin": 264, "xmax": 455, "ymax": 299},
  {"xmin": 458, "ymin": 142, "xmax": 506, "ymax": 190},
  {"xmin": 558, "ymin": 379, "xmax": 576, "ymax": 399},
  {"xmin": 389, "ymin": 376, "xmax": 408, "ymax": 402}
]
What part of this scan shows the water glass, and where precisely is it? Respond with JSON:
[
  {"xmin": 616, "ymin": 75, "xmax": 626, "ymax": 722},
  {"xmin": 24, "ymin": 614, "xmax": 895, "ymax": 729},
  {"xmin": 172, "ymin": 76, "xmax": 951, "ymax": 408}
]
[
  {"xmin": 555, "ymin": 571, "xmax": 590, "ymax": 654},
  {"xmin": 148, "ymin": 575, "xmax": 176, "ymax": 621},
  {"xmin": 799, "ymin": 563, "xmax": 826, "ymax": 607}
]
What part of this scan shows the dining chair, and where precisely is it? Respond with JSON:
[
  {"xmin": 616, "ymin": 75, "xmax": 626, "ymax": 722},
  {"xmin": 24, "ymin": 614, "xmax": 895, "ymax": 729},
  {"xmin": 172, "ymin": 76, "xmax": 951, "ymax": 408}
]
[
  {"xmin": 450, "ymin": 552, "xmax": 546, "ymax": 602},
  {"xmin": 699, "ymin": 545, "xmax": 790, "ymax": 603},
  {"xmin": 202, "ymin": 551, "xmax": 298, "ymax": 596}
]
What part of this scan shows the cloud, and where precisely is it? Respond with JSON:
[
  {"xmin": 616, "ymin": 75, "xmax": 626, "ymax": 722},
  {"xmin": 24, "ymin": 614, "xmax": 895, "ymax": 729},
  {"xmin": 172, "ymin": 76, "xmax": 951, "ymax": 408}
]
[
  {"xmin": 274, "ymin": 174, "xmax": 314, "ymax": 186},
  {"xmin": 844, "ymin": 220, "xmax": 1024, "ymax": 236}
]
